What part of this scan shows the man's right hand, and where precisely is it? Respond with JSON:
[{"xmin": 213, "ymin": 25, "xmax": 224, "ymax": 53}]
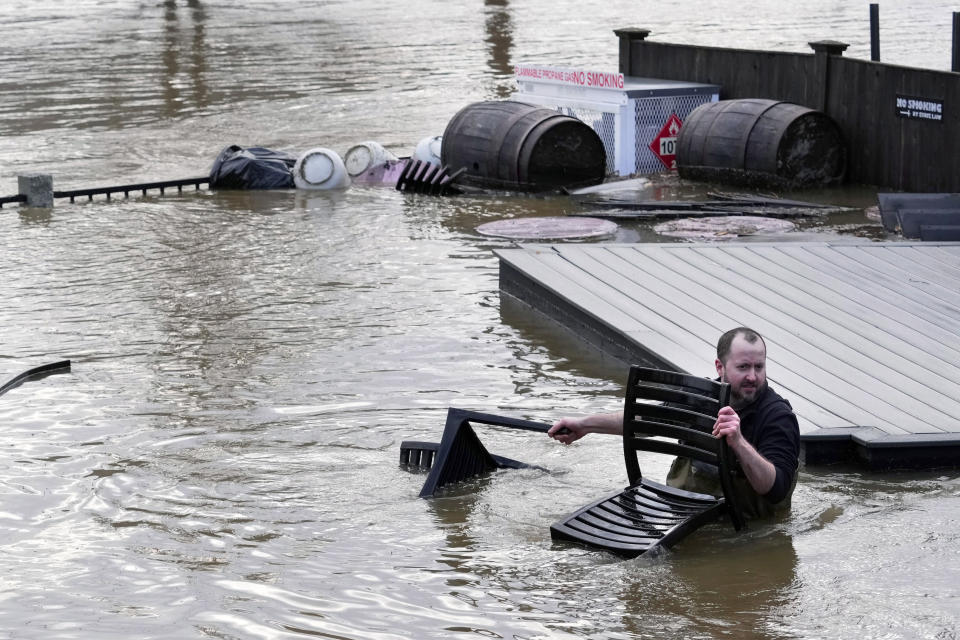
[{"xmin": 548, "ymin": 417, "xmax": 586, "ymax": 444}]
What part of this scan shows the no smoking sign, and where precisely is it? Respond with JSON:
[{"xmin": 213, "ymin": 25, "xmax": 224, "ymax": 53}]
[{"xmin": 650, "ymin": 113, "xmax": 683, "ymax": 170}]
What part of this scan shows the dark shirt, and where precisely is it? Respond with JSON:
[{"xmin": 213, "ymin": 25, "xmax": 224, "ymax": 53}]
[
  {"xmin": 735, "ymin": 383, "xmax": 800, "ymax": 503},
  {"xmin": 669, "ymin": 381, "xmax": 801, "ymax": 515}
]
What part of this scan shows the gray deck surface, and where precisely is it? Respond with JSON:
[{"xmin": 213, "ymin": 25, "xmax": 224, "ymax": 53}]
[{"xmin": 496, "ymin": 242, "xmax": 960, "ymax": 460}]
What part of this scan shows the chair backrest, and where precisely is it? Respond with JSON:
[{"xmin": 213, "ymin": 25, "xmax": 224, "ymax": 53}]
[{"xmin": 621, "ymin": 366, "xmax": 745, "ymax": 530}]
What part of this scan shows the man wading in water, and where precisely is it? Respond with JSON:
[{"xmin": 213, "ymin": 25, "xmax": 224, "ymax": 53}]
[{"xmin": 547, "ymin": 327, "xmax": 801, "ymax": 519}]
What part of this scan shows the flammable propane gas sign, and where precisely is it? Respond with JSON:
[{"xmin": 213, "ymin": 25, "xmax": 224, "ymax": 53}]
[{"xmin": 513, "ymin": 64, "xmax": 624, "ymax": 89}]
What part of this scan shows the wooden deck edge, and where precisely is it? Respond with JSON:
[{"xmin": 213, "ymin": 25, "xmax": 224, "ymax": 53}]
[{"xmin": 802, "ymin": 427, "xmax": 960, "ymax": 470}]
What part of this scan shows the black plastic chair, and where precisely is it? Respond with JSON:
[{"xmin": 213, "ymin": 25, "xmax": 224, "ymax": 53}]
[
  {"xmin": 401, "ymin": 408, "xmax": 553, "ymax": 498},
  {"xmin": 550, "ymin": 366, "xmax": 746, "ymax": 557}
]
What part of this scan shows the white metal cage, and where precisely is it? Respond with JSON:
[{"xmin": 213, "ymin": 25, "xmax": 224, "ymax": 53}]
[{"xmin": 513, "ymin": 66, "xmax": 720, "ymax": 176}]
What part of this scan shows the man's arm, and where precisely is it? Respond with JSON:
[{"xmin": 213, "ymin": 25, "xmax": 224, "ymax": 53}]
[
  {"xmin": 548, "ymin": 411, "xmax": 624, "ymax": 444},
  {"xmin": 713, "ymin": 406, "xmax": 777, "ymax": 495}
]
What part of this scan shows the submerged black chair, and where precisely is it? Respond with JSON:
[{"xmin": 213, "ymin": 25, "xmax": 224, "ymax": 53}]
[
  {"xmin": 400, "ymin": 407, "xmax": 553, "ymax": 498},
  {"xmin": 550, "ymin": 366, "xmax": 746, "ymax": 557}
]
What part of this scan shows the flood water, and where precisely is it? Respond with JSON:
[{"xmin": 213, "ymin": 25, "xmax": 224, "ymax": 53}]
[{"xmin": 2, "ymin": 1, "xmax": 959, "ymax": 638}]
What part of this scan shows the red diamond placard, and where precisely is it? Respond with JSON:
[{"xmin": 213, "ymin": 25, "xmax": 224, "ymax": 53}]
[{"xmin": 649, "ymin": 113, "xmax": 683, "ymax": 170}]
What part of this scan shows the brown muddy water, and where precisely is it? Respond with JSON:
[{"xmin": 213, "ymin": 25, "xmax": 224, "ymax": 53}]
[{"xmin": 1, "ymin": 1, "xmax": 959, "ymax": 638}]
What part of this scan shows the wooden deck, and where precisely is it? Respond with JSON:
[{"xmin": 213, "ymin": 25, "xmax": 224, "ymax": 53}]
[{"xmin": 496, "ymin": 241, "xmax": 960, "ymax": 469}]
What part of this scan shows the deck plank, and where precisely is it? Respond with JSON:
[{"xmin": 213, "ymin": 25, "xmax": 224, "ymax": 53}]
[
  {"xmin": 499, "ymin": 248, "xmax": 714, "ymax": 371},
  {"xmin": 500, "ymin": 247, "xmax": 651, "ymax": 333},
  {"xmin": 748, "ymin": 245, "xmax": 960, "ymax": 364},
  {"xmin": 915, "ymin": 245, "xmax": 960, "ymax": 268},
  {"xmin": 810, "ymin": 245, "xmax": 960, "ymax": 313},
  {"xmin": 885, "ymin": 245, "xmax": 960, "ymax": 276}
]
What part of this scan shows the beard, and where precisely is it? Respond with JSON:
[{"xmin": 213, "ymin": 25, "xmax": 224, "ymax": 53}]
[{"xmin": 730, "ymin": 379, "xmax": 766, "ymax": 409}]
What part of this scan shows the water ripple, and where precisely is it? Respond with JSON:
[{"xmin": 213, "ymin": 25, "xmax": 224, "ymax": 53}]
[{"xmin": 0, "ymin": 2, "xmax": 958, "ymax": 639}]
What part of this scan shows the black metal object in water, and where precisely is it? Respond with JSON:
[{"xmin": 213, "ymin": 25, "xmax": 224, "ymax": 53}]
[
  {"xmin": 0, "ymin": 360, "xmax": 72, "ymax": 399},
  {"xmin": 394, "ymin": 160, "xmax": 464, "ymax": 195},
  {"xmin": 0, "ymin": 177, "xmax": 209, "ymax": 208},
  {"xmin": 400, "ymin": 408, "xmax": 555, "ymax": 498},
  {"xmin": 0, "ymin": 194, "xmax": 27, "ymax": 208},
  {"xmin": 53, "ymin": 177, "xmax": 209, "ymax": 203}
]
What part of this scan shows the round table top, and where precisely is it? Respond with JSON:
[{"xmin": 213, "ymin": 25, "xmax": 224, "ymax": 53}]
[
  {"xmin": 476, "ymin": 216, "xmax": 618, "ymax": 239},
  {"xmin": 654, "ymin": 215, "xmax": 796, "ymax": 240}
]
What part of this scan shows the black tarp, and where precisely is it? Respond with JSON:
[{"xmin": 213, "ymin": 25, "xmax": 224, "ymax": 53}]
[{"xmin": 208, "ymin": 144, "xmax": 297, "ymax": 189}]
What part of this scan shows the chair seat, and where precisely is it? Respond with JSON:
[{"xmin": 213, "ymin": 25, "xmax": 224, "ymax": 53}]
[{"xmin": 549, "ymin": 478, "xmax": 727, "ymax": 557}]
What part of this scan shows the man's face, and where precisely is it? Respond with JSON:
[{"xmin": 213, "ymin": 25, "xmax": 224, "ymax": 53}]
[{"xmin": 716, "ymin": 334, "xmax": 767, "ymax": 408}]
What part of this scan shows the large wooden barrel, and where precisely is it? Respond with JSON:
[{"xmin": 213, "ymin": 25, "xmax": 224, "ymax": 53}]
[
  {"xmin": 676, "ymin": 99, "xmax": 846, "ymax": 188},
  {"xmin": 441, "ymin": 101, "xmax": 606, "ymax": 192}
]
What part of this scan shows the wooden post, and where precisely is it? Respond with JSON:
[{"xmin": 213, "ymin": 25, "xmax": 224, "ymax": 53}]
[
  {"xmin": 614, "ymin": 28, "xmax": 651, "ymax": 76},
  {"xmin": 808, "ymin": 40, "xmax": 849, "ymax": 112},
  {"xmin": 870, "ymin": 4, "xmax": 880, "ymax": 61},
  {"xmin": 953, "ymin": 12, "xmax": 960, "ymax": 73},
  {"xmin": 17, "ymin": 174, "xmax": 54, "ymax": 208}
]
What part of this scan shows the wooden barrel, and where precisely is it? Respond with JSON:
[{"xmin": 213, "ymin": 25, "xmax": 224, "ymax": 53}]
[
  {"xmin": 676, "ymin": 99, "xmax": 846, "ymax": 188},
  {"xmin": 441, "ymin": 101, "xmax": 606, "ymax": 192}
]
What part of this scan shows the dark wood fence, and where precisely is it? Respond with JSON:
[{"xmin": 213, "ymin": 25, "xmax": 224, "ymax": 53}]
[{"xmin": 616, "ymin": 28, "xmax": 960, "ymax": 193}]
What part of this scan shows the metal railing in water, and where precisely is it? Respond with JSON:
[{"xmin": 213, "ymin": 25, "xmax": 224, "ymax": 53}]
[
  {"xmin": 54, "ymin": 176, "xmax": 210, "ymax": 203},
  {"xmin": 0, "ymin": 194, "xmax": 27, "ymax": 208},
  {"xmin": 0, "ymin": 176, "xmax": 210, "ymax": 208}
]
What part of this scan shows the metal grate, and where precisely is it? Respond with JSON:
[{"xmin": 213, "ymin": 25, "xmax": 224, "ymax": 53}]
[
  {"xmin": 559, "ymin": 107, "xmax": 618, "ymax": 174},
  {"xmin": 633, "ymin": 94, "xmax": 716, "ymax": 174}
]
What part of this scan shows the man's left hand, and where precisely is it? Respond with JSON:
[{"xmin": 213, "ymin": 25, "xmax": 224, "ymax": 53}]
[{"xmin": 712, "ymin": 406, "xmax": 744, "ymax": 449}]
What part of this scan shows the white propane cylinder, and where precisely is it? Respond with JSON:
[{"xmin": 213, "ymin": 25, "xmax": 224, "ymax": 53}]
[
  {"xmin": 343, "ymin": 141, "xmax": 398, "ymax": 177},
  {"xmin": 293, "ymin": 148, "xmax": 350, "ymax": 190},
  {"xmin": 413, "ymin": 135, "xmax": 443, "ymax": 166}
]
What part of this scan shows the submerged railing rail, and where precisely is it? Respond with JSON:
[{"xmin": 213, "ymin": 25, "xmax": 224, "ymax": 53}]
[
  {"xmin": 1, "ymin": 175, "xmax": 210, "ymax": 208},
  {"xmin": 0, "ymin": 194, "xmax": 27, "ymax": 208},
  {"xmin": 52, "ymin": 176, "xmax": 210, "ymax": 203}
]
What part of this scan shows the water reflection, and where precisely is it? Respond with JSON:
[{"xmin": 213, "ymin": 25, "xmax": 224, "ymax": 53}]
[
  {"xmin": 484, "ymin": 0, "xmax": 515, "ymax": 98},
  {"xmin": 3, "ymin": 2, "xmax": 960, "ymax": 638},
  {"xmin": 161, "ymin": 0, "xmax": 208, "ymax": 115},
  {"xmin": 499, "ymin": 294, "xmax": 629, "ymax": 390},
  {"xmin": 17, "ymin": 206, "xmax": 54, "ymax": 226},
  {"xmin": 135, "ymin": 200, "xmax": 292, "ymax": 434},
  {"xmin": 427, "ymin": 486, "xmax": 487, "ymax": 568},
  {"xmin": 620, "ymin": 527, "xmax": 799, "ymax": 640},
  {"xmin": 292, "ymin": 188, "xmax": 352, "ymax": 212}
]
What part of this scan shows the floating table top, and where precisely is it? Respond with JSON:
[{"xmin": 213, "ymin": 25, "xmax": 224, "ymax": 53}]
[{"xmin": 476, "ymin": 216, "xmax": 618, "ymax": 240}]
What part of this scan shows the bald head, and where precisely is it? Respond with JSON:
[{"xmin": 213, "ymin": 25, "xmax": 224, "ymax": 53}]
[{"xmin": 717, "ymin": 327, "xmax": 766, "ymax": 365}]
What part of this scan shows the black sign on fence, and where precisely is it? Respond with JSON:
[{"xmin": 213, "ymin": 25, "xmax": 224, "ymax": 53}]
[{"xmin": 896, "ymin": 95, "xmax": 944, "ymax": 122}]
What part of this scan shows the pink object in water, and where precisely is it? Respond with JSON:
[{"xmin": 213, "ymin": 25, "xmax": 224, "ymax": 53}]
[{"xmin": 351, "ymin": 158, "xmax": 410, "ymax": 186}]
